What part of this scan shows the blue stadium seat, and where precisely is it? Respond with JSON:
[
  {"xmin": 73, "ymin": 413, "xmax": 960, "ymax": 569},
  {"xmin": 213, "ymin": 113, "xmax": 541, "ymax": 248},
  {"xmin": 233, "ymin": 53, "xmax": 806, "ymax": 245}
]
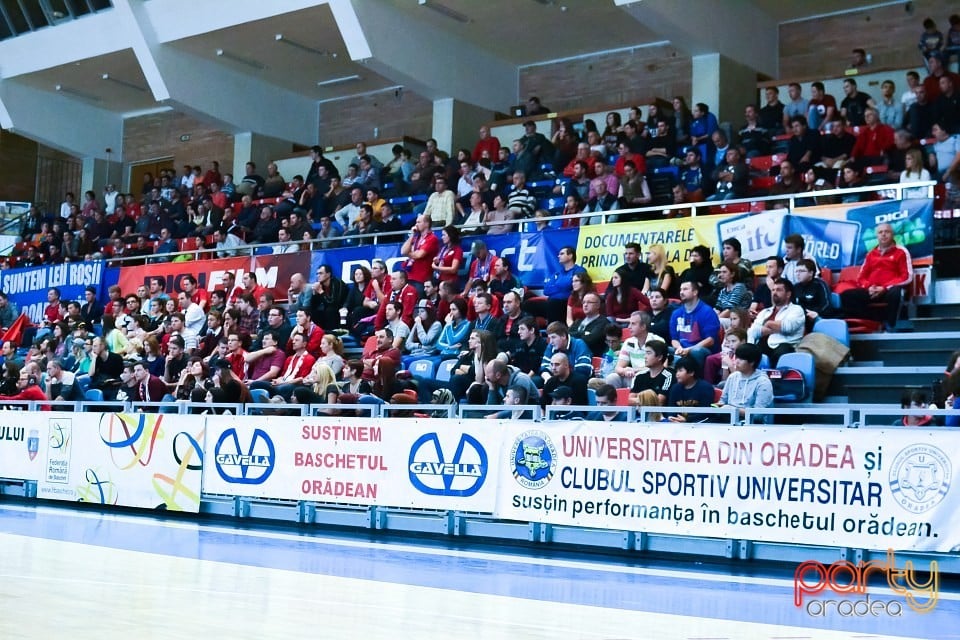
[
  {"xmin": 653, "ymin": 165, "xmax": 680, "ymax": 181},
  {"xmin": 812, "ymin": 318, "xmax": 850, "ymax": 347},
  {"xmin": 773, "ymin": 352, "xmax": 815, "ymax": 403},
  {"xmin": 254, "ymin": 246, "xmax": 273, "ymax": 255},
  {"xmin": 587, "ymin": 388, "xmax": 597, "ymax": 406},
  {"xmin": 249, "ymin": 388, "xmax": 271, "ymax": 403},
  {"xmin": 409, "ymin": 359, "xmax": 435, "ymax": 378},
  {"xmin": 75, "ymin": 374, "xmax": 91, "ymax": 395},
  {"xmin": 84, "ymin": 388, "xmax": 104, "ymax": 402},
  {"xmin": 436, "ymin": 359, "xmax": 456, "ymax": 382},
  {"xmin": 538, "ymin": 196, "xmax": 565, "ymax": 213}
]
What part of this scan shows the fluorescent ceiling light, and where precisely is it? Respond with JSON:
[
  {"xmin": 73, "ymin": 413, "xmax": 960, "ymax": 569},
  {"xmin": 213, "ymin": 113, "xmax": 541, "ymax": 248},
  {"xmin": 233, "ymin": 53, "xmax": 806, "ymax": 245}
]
[
  {"xmin": 215, "ymin": 48, "xmax": 266, "ymax": 70},
  {"xmin": 55, "ymin": 84, "xmax": 101, "ymax": 103},
  {"xmin": 101, "ymin": 73, "xmax": 147, "ymax": 93},
  {"xmin": 317, "ymin": 74, "xmax": 361, "ymax": 87},
  {"xmin": 417, "ymin": 0, "xmax": 470, "ymax": 23},
  {"xmin": 275, "ymin": 34, "xmax": 337, "ymax": 58}
]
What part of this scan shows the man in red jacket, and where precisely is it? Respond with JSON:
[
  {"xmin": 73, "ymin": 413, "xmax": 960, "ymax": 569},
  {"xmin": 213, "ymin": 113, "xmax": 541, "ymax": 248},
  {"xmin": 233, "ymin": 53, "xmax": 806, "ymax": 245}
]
[
  {"xmin": 840, "ymin": 222, "xmax": 912, "ymax": 330},
  {"xmin": 375, "ymin": 269, "xmax": 418, "ymax": 330},
  {"xmin": 851, "ymin": 108, "xmax": 894, "ymax": 164},
  {"xmin": 0, "ymin": 370, "xmax": 47, "ymax": 405}
]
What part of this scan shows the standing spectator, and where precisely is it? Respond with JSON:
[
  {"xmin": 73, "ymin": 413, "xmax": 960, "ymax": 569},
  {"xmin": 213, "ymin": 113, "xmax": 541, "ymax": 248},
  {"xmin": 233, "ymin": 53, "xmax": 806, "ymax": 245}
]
[
  {"xmin": 840, "ymin": 78, "xmax": 875, "ymax": 127},
  {"xmin": 759, "ymin": 87, "xmax": 785, "ymax": 135},
  {"xmin": 919, "ymin": 17, "xmax": 944, "ymax": 67},
  {"xmin": 400, "ymin": 214, "xmax": 440, "ymax": 294}
]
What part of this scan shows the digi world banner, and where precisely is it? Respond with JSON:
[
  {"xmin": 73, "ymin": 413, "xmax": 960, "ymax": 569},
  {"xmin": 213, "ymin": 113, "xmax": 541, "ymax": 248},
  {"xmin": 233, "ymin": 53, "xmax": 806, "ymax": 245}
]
[
  {"xmin": 34, "ymin": 412, "xmax": 205, "ymax": 512},
  {"xmin": 494, "ymin": 422, "xmax": 960, "ymax": 552}
]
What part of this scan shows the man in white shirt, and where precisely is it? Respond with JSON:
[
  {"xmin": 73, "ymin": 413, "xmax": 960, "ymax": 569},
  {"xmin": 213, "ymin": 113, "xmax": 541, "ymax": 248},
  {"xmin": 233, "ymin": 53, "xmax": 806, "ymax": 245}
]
[
  {"xmin": 214, "ymin": 228, "xmax": 247, "ymax": 258},
  {"xmin": 746, "ymin": 278, "xmax": 805, "ymax": 367},
  {"xmin": 273, "ymin": 227, "xmax": 300, "ymax": 254}
]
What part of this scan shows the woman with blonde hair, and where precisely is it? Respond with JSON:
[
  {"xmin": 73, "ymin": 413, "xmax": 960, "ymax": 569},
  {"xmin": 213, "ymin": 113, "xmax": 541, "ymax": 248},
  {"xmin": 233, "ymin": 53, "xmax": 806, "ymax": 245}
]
[
  {"xmin": 292, "ymin": 362, "xmax": 340, "ymax": 412},
  {"xmin": 318, "ymin": 334, "xmax": 344, "ymax": 376},
  {"xmin": 646, "ymin": 244, "xmax": 678, "ymax": 298},
  {"xmin": 900, "ymin": 147, "xmax": 931, "ymax": 199}
]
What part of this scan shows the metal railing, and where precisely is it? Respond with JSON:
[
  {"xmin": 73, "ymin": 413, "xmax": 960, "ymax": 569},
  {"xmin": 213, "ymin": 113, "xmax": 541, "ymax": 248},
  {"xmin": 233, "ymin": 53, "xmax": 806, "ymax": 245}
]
[{"xmin": 93, "ymin": 179, "xmax": 937, "ymax": 268}]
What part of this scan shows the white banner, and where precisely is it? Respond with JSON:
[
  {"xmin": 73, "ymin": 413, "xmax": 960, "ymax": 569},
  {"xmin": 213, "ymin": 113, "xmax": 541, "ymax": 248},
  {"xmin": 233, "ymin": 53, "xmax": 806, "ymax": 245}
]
[
  {"xmin": 494, "ymin": 422, "xmax": 960, "ymax": 552},
  {"xmin": 36, "ymin": 412, "xmax": 205, "ymax": 513},
  {"xmin": 0, "ymin": 411, "xmax": 44, "ymax": 481},
  {"xmin": 202, "ymin": 416, "xmax": 505, "ymax": 512}
]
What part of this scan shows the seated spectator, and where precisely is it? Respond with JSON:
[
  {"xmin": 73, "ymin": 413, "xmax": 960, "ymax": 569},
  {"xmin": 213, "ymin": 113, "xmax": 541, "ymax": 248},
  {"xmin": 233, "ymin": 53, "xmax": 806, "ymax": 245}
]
[
  {"xmin": 750, "ymin": 256, "xmax": 783, "ymax": 313},
  {"xmin": 422, "ymin": 175, "xmax": 456, "ymax": 228},
  {"xmin": 787, "ymin": 116, "xmax": 822, "ymax": 168},
  {"xmin": 792, "ymin": 258, "xmax": 833, "ymax": 333},
  {"xmin": 605, "ymin": 271, "xmax": 651, "ymax": 323},
  {"xmin": 538, "ymin": 321, "xmax": 593, "ymax": 386},
  {"xmin": 680, "ymin": 148, "xmax": 706, "ymax": 200},
  {"xmin": 547, "ymin": 385, "xmax": 583, "ymax": 420},
  {"xmin": 670, "ymin": 280, "xmax": 721, "ymax": 369},
  {"xmin": 839, "ymin": 222, "xmax": 912, "ymax": 330},
  {"xmin": 607, "ymin": 311, "xmax": 664, "ymax": 390},
  {"xmin": 746, "ymin": 278, "xmax": 805, "ymax": 367},
  {"xmin": 839, "ymin": 164, "xmax": 870, "ymax": 203},
  {"xmin": 566, "ymin": 272, "xmax": 595, "ymax": 326},
  {"xmin": 679, "ymin": 245, "xmax": 714, "ymax": 300},
  {"xmin": 569, "ymin": 292, "xmax": 610, "ymax": 358},
  {"xmin": 739, "ymin": 104, "xmax": 771, "ymax": 158},
  {"xmin": 704, "ymin": 327, "xmax": 747, "ymax": 386},
  {"xmin": 645, "ymin": 119, "xmax": 677, "ymax": 170},
  {"xmin": 818, "ymin": 116, "xmax": 855, "ymax": 170},
  {"xmin": 584, "ymin": 383, "xmax": 628, "ymax": 422},
  {"xmin": 494, "ymin": 313, "xmax": 544, "ymax": 379},
  {"xmin": 851, "ymin": 108, "xmax": 894, "ymax": 164},
  {"xmin": 482, "ymin": 360, "xmax": 540, "ymax": 420},
  {"xmin": 484, "ymin": 194, "xmax": 516, "ymax": 234},
  {"xmin": 617, "ymin": 160, "xmax": 652, "ymax": 216},
  {"xmin": 666, "ymin": 356, "xmax": 717, "ymax": 423},
  {"xmin": 628, "ymin": 340, "xmax": 674, "ymax": 411},
  {"xmin": 768, "ymin": 159, "xmax": 804, "ymax": 197},
  {"xmin": 585, "ymin": 180, "xmax": 620, "ymax": 224},
  {"xmin": 902, "ymin": 147, "xmax": 933, "ymax": 197},
  {"xmin": 718, "ymin": 343, "xmax": 773, "ymax": 421},
  {"xmin": 929, "ymin": 122, "xmax": 960, "ymax": 179},
  {"xmin": 707, "ymin": 147, "xmax": 749, "ymax": 201},
  {"xmin": 542, "ymin": 352, "xmax": 588, "ymax": 408},
  {"xmin": 710, "ymin": 238, "xmax": 753, "ymax": 292},
  {"xmin": 714, "ymin": 261, "xmax": 753, "ymax": 319},
  {"xmin": 907, "ymin": 86, "xmax": 937, "ymax": 140}
]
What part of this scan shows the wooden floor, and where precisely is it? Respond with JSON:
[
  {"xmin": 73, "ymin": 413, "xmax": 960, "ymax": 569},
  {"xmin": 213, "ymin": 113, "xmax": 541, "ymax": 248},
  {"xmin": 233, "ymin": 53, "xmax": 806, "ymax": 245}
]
[{"xmin": 0, "ymin": 504, "xmax": 951, "ymax": 640}]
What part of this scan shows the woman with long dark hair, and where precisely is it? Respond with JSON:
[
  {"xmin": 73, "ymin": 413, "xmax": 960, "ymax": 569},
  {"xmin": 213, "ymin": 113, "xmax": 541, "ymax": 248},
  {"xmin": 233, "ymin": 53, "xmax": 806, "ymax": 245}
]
[
  {"xmin": 344, "ymin": 265, "xmax": 372, "ymax": 329},
  {"xmin": 403, "ymin": 301, "xmax": 441, "ymax": 367},
  {"xmin": 604, "ymin": 271, "xmax": 650, "ymax": 323},
  {"xmin": 566, "ymin": 272, "xmax": 596, "ymax": 326},
  {"xmin": 672, "ymin": 96, "xmax": 693, "ymax": 147},
  {"xmin": 213, "ymin": 363, "xmax": 252, "ymax": 405},
  {"xmin": 432, "ymin": 225, "xmax": 463, "ymax": 287}
]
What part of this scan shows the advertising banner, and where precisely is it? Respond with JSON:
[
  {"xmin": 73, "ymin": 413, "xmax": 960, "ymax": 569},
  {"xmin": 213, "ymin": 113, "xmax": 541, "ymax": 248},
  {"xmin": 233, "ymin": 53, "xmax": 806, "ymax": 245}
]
[
  {"xmin": 494, "ymin": 422, "xmax": 960, "ymax": 552},
  {"xmin": 0, "ymin": 262, "xmax": 105, "ymax": 323},
  {"xmin": 35, "ymin": 412, "xmax": 205, "ymax": 512},
  {"xmin": 575, "ymin": 199, "xmax": 934, "ymax": 284},
  {"xmin": 203, "ymin": 415, "xmax": 505, "ymax": 512},
  {"xmin": 0, "ymin": 411, "xmax": 43, "ymax": 481},
  {"xmin": 113, "ymin": 252, "xmax": 311, "ymax": 303}
]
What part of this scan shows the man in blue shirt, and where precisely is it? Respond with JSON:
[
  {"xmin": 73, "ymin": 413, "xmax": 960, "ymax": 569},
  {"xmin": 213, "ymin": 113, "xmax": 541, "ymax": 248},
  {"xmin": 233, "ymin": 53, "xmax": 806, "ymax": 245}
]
[
  {"xmin": 537, "ymin": 245, "xmax": 586, "ymax": 324},
  {"xmin": 670, "ymin": 280, "xmax": 721, "ymax": 369}
]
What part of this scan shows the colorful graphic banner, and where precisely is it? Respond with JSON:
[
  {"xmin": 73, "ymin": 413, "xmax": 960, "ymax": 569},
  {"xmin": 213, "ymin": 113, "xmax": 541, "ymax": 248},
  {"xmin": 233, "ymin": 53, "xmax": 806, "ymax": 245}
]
[
  {"xmin": 35, "ymin": 412, "xmax": 205, "ymax": 512},
  {"xmin": 494, "ymin": 422, "xmax": 960, "ymax": 552},
  {"xmin": 0, "ymin": 262, "xmax": 105, "ymax": 323},
  {"xmin": 0, "ymin": 412, "xmax": 43, "ymax": 481},
  {"xmin": 202, "ymin": 415, "xmax": 505, "ymax": 512}
]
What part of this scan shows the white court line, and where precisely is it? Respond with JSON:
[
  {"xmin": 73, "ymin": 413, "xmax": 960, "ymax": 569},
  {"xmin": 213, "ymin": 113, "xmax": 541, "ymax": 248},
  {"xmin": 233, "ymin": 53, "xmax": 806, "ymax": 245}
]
[{"xmin": 1, "ymin": 502, "xmax": 957, "ymax": 603}]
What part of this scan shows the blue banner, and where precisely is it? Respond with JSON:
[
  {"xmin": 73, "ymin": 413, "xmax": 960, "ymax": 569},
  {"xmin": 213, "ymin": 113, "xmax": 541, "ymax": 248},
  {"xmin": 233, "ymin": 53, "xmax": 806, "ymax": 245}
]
[
  {"xmin": 783, "ymin": 216, "xmax": 863, "ymax": 272},
  {"xmin": 842, "ymin": 198, "xmax": 934, "ymax": 265},
  {"xmin": 0, "ymin": 262, "xmax": 105, "ymax": 323}
]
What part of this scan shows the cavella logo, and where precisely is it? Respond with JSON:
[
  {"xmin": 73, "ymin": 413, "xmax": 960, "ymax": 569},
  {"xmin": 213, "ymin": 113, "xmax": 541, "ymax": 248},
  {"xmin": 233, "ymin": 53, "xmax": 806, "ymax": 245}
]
[{"xmin": 794, "ymin": 549, "xmax": 938, "ymax": 617}]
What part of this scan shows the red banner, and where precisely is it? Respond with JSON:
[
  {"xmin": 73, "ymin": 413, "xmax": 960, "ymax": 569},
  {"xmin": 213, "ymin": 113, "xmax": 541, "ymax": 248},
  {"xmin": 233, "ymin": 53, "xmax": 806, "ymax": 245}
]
[{"xmin": 116, "ymin": 252, "xmax": 311, "ymax": 301}]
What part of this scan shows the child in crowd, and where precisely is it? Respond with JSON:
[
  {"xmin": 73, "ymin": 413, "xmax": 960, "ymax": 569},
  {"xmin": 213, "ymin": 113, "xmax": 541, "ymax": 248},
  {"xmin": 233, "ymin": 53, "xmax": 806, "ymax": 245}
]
[{"xmin": 919, "ymin": 18, "xmax": 944, "ymax": 68}]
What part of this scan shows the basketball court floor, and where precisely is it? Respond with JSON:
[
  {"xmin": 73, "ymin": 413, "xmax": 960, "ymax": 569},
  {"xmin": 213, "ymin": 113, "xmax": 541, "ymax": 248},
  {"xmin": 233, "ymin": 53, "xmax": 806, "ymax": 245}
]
[{"xmin": 0, "ymin": 502, "xmax": 956, "ymax": 639}]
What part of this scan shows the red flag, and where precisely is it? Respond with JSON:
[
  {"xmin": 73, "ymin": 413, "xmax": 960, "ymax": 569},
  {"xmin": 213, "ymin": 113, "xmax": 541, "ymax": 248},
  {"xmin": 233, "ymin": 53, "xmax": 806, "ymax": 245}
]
[{"xmin": 2, "ymin": 312, "xmax": 30, "ymax": 346}]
